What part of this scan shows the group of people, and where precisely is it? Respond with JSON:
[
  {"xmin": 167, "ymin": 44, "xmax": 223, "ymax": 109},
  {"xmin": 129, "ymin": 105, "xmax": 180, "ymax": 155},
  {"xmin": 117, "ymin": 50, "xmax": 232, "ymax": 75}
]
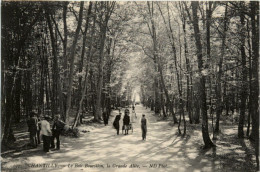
[
  {"xmin": 113, "ymin": 109, "xmax": 130, "ymax": 135},
  {"xmin": 112, "ymin": 107, "xmax": 147, "ymax": 140},
  {"xmin": 27, "ymin": 105, "xmax": 148, "ymax": 153},
  {"xmin": 27, "ymin": 112, "xmax": 66, "ymax": 153}
]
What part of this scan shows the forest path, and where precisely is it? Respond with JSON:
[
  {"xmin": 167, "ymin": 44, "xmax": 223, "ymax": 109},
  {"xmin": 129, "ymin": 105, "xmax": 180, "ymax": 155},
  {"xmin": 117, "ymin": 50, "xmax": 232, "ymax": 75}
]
[{"xmin": 2, "ymin": 105, "xmax": 220, "ymax": 172}]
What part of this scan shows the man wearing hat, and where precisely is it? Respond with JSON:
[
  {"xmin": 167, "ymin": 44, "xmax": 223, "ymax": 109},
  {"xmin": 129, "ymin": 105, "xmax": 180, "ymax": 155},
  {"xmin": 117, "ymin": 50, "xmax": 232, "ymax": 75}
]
[
  {"xmin": 40, "ymin": 115, "xmax": 52, "ymax": 152},
  {"xmin": 51, "ymin": 114, "xmax": 65, "ymax": 150}
]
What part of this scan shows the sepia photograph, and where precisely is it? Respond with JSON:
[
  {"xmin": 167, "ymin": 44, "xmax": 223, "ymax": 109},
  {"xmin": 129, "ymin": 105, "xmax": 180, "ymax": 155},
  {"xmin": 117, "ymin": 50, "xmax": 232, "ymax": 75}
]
[{"xmin": 1, "ymin": 1, "xmax": 259, "ymax": 171}]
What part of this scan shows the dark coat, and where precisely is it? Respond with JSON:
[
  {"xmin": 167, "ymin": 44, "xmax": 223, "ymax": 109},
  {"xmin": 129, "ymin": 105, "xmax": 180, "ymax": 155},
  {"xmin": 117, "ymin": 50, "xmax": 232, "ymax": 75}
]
[
  {"xmin": 113, "ymin": 115, "xmax": 121, "ymax": 129},
  {"xmin": 141, "ymin": 118, "xmax": 147, "ymax": 127},
  {"xmin": 141, "ymin": 118, "xmax": 147, "ymax": 132},
  {"xmin": 52, "ymin": 119, "xmax": 65, "ymax": 132},
  {"xmin": 123, "ymin": 115, "xmax": 130, "ymax": 125},
  {"xmin": 102, "ymin": 111, "xmax": 109, "ymax": 125},
  {"xmin": 27, "ymin": 117, "xmax": 38, "ymax": 134}
]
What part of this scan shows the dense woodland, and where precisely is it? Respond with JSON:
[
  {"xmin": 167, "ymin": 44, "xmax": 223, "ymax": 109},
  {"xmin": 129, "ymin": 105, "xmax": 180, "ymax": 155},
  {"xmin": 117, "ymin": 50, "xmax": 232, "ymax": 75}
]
[{"xmin": 1, "ymin": 1, "xmax": 259, "ymax": 169}]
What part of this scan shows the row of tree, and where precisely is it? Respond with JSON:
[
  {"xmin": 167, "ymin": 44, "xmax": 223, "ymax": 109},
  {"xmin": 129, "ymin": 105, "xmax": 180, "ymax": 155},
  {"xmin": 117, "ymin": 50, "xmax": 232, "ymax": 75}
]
[
  {"xmin": 124, "ymin": 1, "xmax": 258, "ymax": 168},
  {"xmin": 1, "ymin": 1, "xmax": 259, "ymax": 169},
  {"xmin": 2, "ymin": 1, "xmax": 133, "ymax": 144}
]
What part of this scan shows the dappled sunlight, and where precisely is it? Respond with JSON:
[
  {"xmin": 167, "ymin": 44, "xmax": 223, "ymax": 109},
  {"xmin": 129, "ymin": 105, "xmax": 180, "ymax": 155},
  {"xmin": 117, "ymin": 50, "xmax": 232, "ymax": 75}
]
[
  {"xmin": 2, "ymin": 105, "xmax": 257, "ymax": 172},
  {"xmin": 27, "ymin": 156, "xmax": 47, "ymax": 163},
  {"xmin": 187, "ymin": 152, "xmax": 199, "ymax": 159}
]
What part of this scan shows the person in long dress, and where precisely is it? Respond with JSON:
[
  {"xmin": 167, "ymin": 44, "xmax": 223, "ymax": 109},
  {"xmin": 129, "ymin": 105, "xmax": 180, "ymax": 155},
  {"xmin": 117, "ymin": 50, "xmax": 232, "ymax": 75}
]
[
  {"xmin": 123, "ymin": 109, "xmax": 130, "ymax": 135},
  {"xmin": 113, "ymin": 113, "xmax": 121, "ymax": 135}
]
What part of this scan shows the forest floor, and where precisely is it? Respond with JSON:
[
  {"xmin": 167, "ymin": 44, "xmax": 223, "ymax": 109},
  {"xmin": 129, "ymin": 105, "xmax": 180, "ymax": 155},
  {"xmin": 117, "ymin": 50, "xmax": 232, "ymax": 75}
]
[{"xmin": 1, "ymin": 105, "xmax": 257, "ymax": 172}]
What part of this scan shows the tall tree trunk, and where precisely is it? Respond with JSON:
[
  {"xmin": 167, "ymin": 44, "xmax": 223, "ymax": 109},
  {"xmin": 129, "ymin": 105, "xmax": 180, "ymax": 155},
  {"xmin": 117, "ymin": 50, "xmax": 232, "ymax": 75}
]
[
  {"xmin": 238, "ymin": 7, "xmax": 247, "ymax": 138},
  {"xmin": 95, "ymin": 5, "xmax": 106, "ymax": 121},
  {"xmin": 59, "ymin": 2, "xmax": 69, "ymax": 119},
  {"xmin": 2, "ymin": 75, "xmax": 14, "ymax": 145},
  {"xmin": 206, "ymin": 1, "xmax": 215, "ymax": 138},
  {"xmin": 246, "ymin": 19, "xmax": 252, "ymax": 137},
  {"xmin": 156, "ymin": 2, "xmax": 178, "ymax": 122},
  {"xmin": 191, "ymin": 1, "xmax": 215, "ymax": 149},
  {"xmin": 14, "ymin": 74, "xmax": 21, "ymax": 123},
  {"xmin": 95, "ymin": 2, "xmax": 115, "ymax": 121},
  {"xmin": 215, "ymin": 4, "xmax": 228, "ymax": 133},
  {"xmin": 181, "ymin": 12, "xmax": 192, "ymax": 124},
  {"xmin": 249, "ymin": 1, "xmax": 259, "ymax": 170},
  {"xmin": 45, "ymin": 9, "xmax": 62, "ymax": 115},
  {"xmin": 154, "ymin": 76, "xmax": 161, "ymax": 114},
  {"xmin": 159, "ymin": 78, "xmax": 166, "ymax": 117},
  {"xmin": 65, "ymin": 2, "xmax": 84, "ymax": 124},
  {"xmin": 73, "ymin": 2, "xmax": 94, "ymax": 127},
  {"xmin": 77, "ymin": 2, "xmax": 93, "ymax": 106},
  {"xmin": 167, "ymin": 1, "xmax": 185, "ymax": 127}
]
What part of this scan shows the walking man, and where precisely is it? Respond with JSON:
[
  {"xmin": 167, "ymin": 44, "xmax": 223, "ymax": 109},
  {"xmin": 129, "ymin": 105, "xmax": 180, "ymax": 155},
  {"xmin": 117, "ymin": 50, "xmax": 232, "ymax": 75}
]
[
  {"xmin": 141, "ymin": 114, "xmax": 147, "ymax": 140},
  {"xmin": 40, "ymin": 116, "xmax": 52, "ymax": 152},
  {"xmin": 52, "ymin": 114, "xmax": 65, "ymax": 150}
]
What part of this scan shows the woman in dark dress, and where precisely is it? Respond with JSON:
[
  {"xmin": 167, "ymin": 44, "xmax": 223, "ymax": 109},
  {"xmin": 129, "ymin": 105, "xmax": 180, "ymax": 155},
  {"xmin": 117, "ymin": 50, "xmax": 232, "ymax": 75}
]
[
  {"xmin": 113, "ymin": 113, "xmax": 121, "ymax": 135},
  {"xmin": 123, "ymin": 109, "xmax": 130, "ymax": 135}
]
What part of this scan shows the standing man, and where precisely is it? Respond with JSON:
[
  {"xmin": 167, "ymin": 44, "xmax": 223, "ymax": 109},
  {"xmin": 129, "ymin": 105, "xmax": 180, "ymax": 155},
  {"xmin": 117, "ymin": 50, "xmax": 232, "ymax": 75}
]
[
  {"xmin": 123, "ymin": 109, "xmax": 130, "ymax": 135},
  {"xmin": 141, "ymin": 114, "xmax": 147, "ymax": 140},
  {"xmin": 52, "ymin": 114, "xmax": 66, "ymax": 150},
  {"xmin": 40, "ymin": 116, "xmax": 52, "ymax": 152},
  {"xmin": 27, "ymin": 112, "xmax": 38, "ymax": 148}
]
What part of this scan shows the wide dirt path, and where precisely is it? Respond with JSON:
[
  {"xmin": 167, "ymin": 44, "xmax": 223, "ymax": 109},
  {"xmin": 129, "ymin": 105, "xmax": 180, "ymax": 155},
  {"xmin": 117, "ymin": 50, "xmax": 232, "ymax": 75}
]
[{"xmin": 2, "ymin": 105, "xmax": 220, "ymax": 172}]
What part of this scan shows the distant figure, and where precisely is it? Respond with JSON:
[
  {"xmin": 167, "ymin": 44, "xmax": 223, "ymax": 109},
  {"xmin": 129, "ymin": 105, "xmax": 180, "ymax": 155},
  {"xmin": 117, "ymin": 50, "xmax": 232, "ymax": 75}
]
[
  {"xmin": 27, "ymin": 112, "xmax": 38, "ymax": 148},
  {"xmin": 51, "ymin": 114, "xmax": 65, "ymax": 150},
  {"xmin": 102, "ymin": 108, "xmax": 109, "ymax": 126},
  {"xmin": 113, "ymin": 113, "xmax": 121, "ymax": 135},
  {"xmin": 141, "ymin": 114, "xmax": 147, "ymax": 140},
  {"xmin": 40, "ymin": 116, "xmax": 52, "ymax": 152},
  {"xmin": 123, "ymin": 109, "xmax": 130, "ymax": 135},
  {"xmin": 132, "ymin": 104, "xmax": 135, "ymax": 112}
]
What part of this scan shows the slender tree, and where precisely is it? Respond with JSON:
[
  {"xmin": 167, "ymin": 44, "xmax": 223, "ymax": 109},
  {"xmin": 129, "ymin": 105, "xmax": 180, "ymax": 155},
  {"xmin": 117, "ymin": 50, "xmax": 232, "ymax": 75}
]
[
  {"xmin": 65, "ymin": 1, "xmax": 84, "ymax": 123},
  {"xmin": 191, "ymin": 1, "xmax": 215, "ymax": 148}
]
